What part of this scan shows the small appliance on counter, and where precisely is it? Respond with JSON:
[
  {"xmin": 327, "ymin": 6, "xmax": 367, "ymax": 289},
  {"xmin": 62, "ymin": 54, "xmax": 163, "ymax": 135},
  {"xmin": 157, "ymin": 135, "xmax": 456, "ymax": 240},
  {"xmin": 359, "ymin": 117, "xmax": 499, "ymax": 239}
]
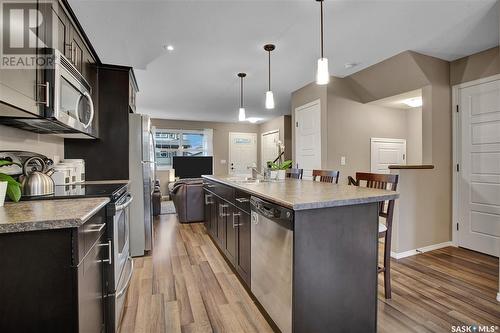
[{"xmin": 18, "ymin": 157, "xmax": 55, "ymax": 197}]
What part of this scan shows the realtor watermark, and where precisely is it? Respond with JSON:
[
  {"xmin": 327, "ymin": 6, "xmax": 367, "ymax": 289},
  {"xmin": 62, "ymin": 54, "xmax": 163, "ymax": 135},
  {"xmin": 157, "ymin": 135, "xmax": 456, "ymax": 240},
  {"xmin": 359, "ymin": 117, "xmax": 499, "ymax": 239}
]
[
  {"xmin": 0, "ymin": 0, "xmax": 54, "ymax": 69},
  {"xmin": 451, "ymin": 325, "xmax": 499, "ymax": 333}
]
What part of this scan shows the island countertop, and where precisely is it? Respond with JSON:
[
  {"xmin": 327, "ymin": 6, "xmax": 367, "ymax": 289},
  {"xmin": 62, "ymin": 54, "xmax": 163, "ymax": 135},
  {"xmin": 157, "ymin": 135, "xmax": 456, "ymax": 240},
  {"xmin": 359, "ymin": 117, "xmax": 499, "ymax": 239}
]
[
  {"xmin": 202, "ymin": 175, "xmax": 399, "ymax": 211},
  {"xmin": 0, "ymin": 197, "xmax": 110, "ymax": 234}
]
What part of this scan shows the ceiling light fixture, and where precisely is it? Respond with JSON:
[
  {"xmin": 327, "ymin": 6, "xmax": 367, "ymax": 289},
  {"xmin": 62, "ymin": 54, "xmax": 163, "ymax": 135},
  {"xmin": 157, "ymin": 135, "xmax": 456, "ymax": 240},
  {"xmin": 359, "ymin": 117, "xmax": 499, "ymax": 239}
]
[
  {"xmin": 247, "ymin": 117, "xmax": 261, "ymax": 124},
  {"xmin": 402, "ymin": 97, "xmax": 422, "ymax": 108},
  {"xmin": 264, "ymin": 44, "xmax": 275, "ymax": 110},
  {"xmin": 163, "ymin": 44, "xmax": 174, "ymax": 51},
  {"xmin": 315, "ymin": 0, "xmax": 329, "ymax": 85},
  {"xmin": 237, "ymin": 73, "xmax": 247, "ymax": 121}
]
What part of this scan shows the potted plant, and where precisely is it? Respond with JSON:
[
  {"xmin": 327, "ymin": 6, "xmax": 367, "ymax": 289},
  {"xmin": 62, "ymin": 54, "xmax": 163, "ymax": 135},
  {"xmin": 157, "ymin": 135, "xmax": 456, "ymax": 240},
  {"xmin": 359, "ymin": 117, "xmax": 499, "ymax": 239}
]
[
  {"xmin": 0, "ymin": 159, "xmax": 22, "ymax": 206},
  {"xmin": 269, "ymin": 160, "xmax": 293, "ymax": 180}
]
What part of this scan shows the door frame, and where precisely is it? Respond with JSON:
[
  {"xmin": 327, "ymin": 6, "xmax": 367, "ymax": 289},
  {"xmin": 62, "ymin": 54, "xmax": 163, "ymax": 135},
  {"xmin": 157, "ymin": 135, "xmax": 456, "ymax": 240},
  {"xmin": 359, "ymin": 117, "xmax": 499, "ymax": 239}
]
[
  {"xmin": 228, "ymin": 132, "xmax": 258, "ymax": 175},
  {"xmin": 294, "ymin": 99, "xmax": 322, "ymax": 172},
  {"xmin": 451, "ymin": 73, "xmax": 500, "ymax": 247},
  {"xmin": 261, "ymin": 129, "xmax": 280, "ymax": 167},
  {"xmin": 370, "ymin": 137, "xmax": 407, "ymax": 173}
]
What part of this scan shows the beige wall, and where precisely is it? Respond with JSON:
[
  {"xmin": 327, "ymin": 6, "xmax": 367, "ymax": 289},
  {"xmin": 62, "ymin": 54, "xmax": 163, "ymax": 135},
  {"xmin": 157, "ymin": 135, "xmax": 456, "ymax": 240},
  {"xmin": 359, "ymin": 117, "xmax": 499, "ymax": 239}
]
[
  {"xmin": 406, "ymin": 107, "xmax": 423, "ymax": 165},
  {"xmin": 325, "ymin": 78, "xmax": 409, "ymax": 183},
  {"xmin": 151, "ymin": 119, "xmax": 259, "ymax": 176},
  {"xmin": 0, "ymin": 125, "xmax": 65, "ymax": 159},
  {"xmin": 450, "ymin": 47, "xmax": 500, "ymax": 85}
]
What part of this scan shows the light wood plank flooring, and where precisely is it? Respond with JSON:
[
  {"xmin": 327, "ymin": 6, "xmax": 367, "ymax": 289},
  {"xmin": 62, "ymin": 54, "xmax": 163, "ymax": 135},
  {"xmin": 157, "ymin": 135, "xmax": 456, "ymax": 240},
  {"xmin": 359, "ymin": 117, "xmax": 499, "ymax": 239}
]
[{"xmin": 120, "ymin": 214, "xmax": 500, "ymax": 333}]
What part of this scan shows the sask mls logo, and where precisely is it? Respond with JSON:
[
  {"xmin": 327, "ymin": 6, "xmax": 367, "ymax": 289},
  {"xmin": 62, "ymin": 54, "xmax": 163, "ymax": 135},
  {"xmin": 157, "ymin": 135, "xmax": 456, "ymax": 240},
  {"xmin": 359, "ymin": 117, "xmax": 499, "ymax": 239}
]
[{"xmin": 1, "ymin": 0, "xmax": 53, "ymax": 68}]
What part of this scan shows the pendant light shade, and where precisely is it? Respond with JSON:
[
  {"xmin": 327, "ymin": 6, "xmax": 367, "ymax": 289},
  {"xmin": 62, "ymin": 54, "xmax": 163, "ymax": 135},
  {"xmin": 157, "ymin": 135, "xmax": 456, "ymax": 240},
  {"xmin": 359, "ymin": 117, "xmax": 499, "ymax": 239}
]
[
  {"xmin": 264, "ymin": 44, "xmax": 276, "ymax": 110},
  {"xmin": 237, "ymin": 73, "xmax": 247, "ymax": 122},
  {"xmin": 238, "ymin": 107, "xmax": 246, "ymax": 121},
  {"xmin": 316, "ymin": 58, "xmax": 330, "ymax": 85},
  {"xmin": 316, "ymin": 0, "xmax": 330, "ymax": 85},
  {"xmin": 265, "ymin": 91, "xmax": 275, "ymax": 109}
]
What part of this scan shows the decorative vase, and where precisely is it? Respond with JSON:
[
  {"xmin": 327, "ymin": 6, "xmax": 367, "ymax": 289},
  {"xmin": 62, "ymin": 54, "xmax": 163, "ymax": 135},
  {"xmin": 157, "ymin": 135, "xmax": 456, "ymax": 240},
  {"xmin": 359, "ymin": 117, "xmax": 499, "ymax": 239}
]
[
  {"xmin": 277, "ymin": 170, "xmax": 286, "ymax": 180},
  {"xmin": 0, "ymin": 181, "xmax": 7, "ymax": 207},
  {"xmin": 269, "ymin": 170, "xmax": 278, "ymax": 179}
]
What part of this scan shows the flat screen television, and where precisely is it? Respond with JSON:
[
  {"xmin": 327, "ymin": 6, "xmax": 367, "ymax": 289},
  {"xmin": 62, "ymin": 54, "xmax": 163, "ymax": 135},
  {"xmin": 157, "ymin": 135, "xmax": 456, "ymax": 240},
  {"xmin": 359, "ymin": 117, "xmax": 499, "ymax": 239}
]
[{"xmin": 172, "ymin": 156, "xmax": 213, "ymax": 179}]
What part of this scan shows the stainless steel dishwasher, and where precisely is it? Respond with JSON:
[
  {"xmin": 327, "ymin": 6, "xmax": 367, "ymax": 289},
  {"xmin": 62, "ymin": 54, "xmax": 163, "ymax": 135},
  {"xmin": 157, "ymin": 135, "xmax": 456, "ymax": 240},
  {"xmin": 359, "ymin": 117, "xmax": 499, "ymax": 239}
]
[{"xmin": 250, "ymin": 196, "xmax": 293, "ymax": 333}]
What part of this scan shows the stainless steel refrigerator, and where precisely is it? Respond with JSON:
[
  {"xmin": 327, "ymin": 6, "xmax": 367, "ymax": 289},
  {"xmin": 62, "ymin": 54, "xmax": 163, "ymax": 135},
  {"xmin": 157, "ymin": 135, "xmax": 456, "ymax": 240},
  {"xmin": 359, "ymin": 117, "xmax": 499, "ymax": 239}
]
[{"xmin": 129, "ymin": 113, "xmax": 155, "ymax": 257}]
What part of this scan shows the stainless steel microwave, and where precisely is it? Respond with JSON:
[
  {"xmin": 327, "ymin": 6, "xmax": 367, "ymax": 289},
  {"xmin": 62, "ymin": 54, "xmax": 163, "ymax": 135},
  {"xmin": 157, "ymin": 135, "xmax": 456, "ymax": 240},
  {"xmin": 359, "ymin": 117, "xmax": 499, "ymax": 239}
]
[
  {"xmin": 0, "ymin": 49, "xmax": 96, "ymax": 138},
  {"xmin": 44, "ymin": 49, "xmax": 95, "ymax": 137}
]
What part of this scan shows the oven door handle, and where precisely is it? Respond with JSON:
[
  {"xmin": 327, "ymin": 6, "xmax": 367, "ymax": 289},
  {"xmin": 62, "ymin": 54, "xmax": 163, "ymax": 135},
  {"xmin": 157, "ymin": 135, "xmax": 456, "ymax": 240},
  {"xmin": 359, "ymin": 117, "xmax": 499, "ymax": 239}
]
[
  {"xmin": 116, "ymin": 257, "xmax": 134, "ymax": 298},
  {"xmin": 115, "ymin": 194, "xmax": 133, "ymax": 211}
]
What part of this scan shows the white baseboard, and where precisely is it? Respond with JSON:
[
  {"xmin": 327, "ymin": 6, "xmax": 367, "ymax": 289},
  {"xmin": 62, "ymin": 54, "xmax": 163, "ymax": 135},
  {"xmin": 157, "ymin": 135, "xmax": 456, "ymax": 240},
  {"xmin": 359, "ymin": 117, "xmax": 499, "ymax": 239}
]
[
  {"xmin": 497, "ymin": 292, "xmax": 500, "ymax": 303},
  {"xmin": 390, "ymin": 241, "xmax": 455, "ymax": 259}
]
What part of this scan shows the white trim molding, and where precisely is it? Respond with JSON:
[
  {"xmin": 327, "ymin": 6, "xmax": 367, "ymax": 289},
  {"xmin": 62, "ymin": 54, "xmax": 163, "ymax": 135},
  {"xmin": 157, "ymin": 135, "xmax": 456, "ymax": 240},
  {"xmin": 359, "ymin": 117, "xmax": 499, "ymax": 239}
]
[
  {"xmin": 390, "ymin": 241, "xmax": 455, "ymax": 259},
  {"xmin": 497, "ymin": 292, "xmax": 500, "ymax": 303}
]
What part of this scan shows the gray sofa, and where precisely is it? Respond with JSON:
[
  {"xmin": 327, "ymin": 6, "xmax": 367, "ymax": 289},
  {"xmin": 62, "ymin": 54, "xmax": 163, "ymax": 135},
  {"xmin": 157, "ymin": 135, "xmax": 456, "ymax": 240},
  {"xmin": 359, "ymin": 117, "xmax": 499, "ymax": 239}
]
[{"xmin": 169, "ymin": 178, "xmax": 204, "ymax": 223}]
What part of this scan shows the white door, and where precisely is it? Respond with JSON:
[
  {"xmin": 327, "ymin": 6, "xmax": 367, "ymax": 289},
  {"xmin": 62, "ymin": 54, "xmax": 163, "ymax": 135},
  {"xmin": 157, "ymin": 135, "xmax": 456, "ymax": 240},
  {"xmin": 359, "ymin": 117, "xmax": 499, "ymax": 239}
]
[
  {"xmin": 261, "ymin": 130, "xmax": 280, "ymax": 169},
  {"xmin": 370, "ymin": 138, "xmax": 406, "ymax": 174},
  {"xmin": 295, "ymin": 100, "xmax": 321, "ymax": 178},
  {"xmin": 229, "ymin": 132, "xmax": 257, "ymax": 176},
  {"xmin": 457, "ymin": 79, "xmax": 500, "ymax": 257}
]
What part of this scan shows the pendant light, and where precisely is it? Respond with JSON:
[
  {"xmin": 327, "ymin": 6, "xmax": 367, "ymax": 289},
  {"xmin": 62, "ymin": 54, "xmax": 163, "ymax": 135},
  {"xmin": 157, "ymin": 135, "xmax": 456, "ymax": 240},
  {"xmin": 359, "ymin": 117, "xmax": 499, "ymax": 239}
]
[
  {"xmin": 237, "ymin": 73, "xmax": 247, "ymax": 121},
  {"xmin": 264, "ymin": 44, "xmax": 275, "ymax": 109},
  {"xmin": 316, "ymin": 0, "xmax": 330, "ymax": 85}
]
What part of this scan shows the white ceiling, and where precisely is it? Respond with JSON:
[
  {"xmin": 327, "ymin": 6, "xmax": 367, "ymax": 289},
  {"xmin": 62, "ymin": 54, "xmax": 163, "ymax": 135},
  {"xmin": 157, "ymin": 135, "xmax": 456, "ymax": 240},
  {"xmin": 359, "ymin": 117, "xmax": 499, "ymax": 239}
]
[{"xmin": 69, "ymin": 0, "xmax": 499, "ymax": 123}]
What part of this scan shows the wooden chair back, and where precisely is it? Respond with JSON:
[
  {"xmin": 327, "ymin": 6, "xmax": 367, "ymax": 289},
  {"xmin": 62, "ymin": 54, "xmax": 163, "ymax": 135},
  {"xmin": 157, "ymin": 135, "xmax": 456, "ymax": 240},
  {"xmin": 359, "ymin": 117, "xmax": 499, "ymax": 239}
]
[
  {"xmin": 312, "ymin": 170, "xmax": 340, "ymax": 184},
  {"xmin": 286, "ymin": 168, "xmax": 303, "ymax": 180},
  {"xmin": 350, "ymin": 172, "xmax": 398, "ymax": 220}
]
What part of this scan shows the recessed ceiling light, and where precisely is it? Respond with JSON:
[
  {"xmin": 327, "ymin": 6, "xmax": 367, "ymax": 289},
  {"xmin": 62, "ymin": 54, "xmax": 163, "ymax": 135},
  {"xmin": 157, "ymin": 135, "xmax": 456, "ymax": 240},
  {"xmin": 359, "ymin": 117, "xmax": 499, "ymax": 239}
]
[
  {"xmin": 344, "ymin": 62, "xmax": 360, "ymax": 69},
  {"xmin": 402, "ymin": 97, "xmax": 422, "ymax": 108},
  {"xmin": 247, "ymin": 117, "xmax": 261, "ymax": 124},
  {"xmin": 163, "ymin": 45, "xmax": 174, "ymax": 51}
]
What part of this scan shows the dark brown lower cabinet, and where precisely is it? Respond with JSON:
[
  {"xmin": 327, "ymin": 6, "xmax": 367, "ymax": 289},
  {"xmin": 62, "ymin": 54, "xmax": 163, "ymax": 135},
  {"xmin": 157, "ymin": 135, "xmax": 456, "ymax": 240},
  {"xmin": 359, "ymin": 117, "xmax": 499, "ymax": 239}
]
[
  {"xmin": 0, "ymin": 208, "xmax": 107, "ymax": 333},
  {"xmin": 203, "ymin": 184, "xmax": 251, "ymax": 287}
]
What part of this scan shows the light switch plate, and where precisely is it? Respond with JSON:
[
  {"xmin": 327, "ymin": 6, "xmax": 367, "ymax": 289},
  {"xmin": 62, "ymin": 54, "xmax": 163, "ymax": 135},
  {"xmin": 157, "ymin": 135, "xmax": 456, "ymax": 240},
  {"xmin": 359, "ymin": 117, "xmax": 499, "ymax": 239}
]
[{"xmin": 341, "ymin": 156, "xmax": 346, "ymax": 166}]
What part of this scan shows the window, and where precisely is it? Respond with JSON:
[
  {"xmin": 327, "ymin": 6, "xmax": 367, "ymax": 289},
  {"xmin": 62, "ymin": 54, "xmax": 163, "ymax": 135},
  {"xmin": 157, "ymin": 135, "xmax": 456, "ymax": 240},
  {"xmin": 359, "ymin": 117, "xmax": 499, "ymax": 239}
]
[{"xmin": 154, "ymin": 128, "xmax": 213, "ymax": 169}]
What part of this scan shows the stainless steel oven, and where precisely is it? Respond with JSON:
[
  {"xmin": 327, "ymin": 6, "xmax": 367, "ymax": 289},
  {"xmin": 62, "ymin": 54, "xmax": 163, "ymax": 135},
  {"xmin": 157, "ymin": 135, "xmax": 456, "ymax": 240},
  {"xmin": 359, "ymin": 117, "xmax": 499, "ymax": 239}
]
[
  {"xmin": 44, "ymin": 49, "xmax": 95, "ymax": 137},
  {"xmin": 106, "ymin": 192, "xmax": 134, "ymax": 333}
]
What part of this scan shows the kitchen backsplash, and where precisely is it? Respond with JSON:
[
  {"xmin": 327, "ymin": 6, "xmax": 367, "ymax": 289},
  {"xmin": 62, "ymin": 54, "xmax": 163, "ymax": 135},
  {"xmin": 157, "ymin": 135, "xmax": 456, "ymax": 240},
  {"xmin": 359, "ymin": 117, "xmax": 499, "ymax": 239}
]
[{"xmin": 0, "ymin": 125, "xmax": 64, "ymax": 160}]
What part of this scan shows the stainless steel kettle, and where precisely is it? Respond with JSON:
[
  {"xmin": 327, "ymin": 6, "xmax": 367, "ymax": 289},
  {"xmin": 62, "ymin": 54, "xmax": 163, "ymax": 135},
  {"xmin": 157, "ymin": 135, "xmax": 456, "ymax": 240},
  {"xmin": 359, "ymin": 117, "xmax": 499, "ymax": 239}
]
[{"xmin": 19, "ymin": 156, "xmax": 55, "ymax": 196}]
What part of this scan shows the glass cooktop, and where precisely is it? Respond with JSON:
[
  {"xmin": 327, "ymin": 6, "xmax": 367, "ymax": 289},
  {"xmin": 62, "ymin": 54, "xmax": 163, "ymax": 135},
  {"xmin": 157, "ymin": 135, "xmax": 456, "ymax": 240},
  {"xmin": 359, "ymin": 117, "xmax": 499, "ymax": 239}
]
[{"xmin": 20, "ymin": 183, "xmax": 128, "ymax": 202}]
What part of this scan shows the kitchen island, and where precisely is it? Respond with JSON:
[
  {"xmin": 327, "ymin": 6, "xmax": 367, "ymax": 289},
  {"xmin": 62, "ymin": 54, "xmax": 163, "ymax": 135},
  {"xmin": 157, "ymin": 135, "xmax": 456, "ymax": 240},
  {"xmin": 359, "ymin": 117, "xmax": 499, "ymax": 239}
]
[{"xmin": 202, "ymin": 175, "xmax": 399, "ymax": 333}]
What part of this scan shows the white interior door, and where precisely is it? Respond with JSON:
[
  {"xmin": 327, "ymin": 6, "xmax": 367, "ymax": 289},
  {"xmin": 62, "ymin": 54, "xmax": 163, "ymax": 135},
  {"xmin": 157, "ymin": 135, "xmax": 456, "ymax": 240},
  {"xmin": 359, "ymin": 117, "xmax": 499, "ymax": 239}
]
[
  {"xmin": 458, "ymin": 79, "xmax": 500, "ymax": 257},
  {"xmin": 261, "ymin": 130, "xmax": 280, "ymax": 169},
  {"xmin": 370, "ymin": 138, "xmax": 406, "ymax": 174},
  {"xmin": 229, "ymin": 132, "xmax": 257, "ymax": 176},
  {"xmin": 295, "ymin": 100, "xmax": 321, "ymax": 179}
]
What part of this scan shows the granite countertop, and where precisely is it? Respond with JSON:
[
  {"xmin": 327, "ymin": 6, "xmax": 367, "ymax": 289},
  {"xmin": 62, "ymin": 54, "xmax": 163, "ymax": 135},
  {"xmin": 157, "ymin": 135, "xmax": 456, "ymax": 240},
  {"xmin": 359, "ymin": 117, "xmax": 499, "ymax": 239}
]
[
  {"xmin": 0, "ymin": 197, "xmax": 110, "ymax": 234},
  {"xmin": 203, "ymin": 175, "xmax": 399, "ymax": 211}
]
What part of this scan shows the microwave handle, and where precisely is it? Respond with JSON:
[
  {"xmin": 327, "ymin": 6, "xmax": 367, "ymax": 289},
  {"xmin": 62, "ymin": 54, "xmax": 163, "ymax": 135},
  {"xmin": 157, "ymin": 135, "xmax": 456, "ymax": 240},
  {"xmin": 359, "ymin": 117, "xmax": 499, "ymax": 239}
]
[{"xmin": 36, "ymin": 81, "xmax": 50, "ymax": 108}]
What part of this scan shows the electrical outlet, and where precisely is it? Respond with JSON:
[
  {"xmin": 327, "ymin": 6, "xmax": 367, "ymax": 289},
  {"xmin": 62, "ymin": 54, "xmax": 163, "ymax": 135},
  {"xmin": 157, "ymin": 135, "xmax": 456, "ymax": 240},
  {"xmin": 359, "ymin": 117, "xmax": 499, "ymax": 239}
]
[{"xmin": 340, "ymin": 156, "xmax": 346, "ymax": 166}]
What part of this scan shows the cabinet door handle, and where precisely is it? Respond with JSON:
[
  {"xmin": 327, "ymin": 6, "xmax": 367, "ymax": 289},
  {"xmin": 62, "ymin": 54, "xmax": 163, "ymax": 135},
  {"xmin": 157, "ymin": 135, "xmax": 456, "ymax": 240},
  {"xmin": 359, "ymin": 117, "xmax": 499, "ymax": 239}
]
[
  {"xmin": 205, "ymin": 194, "xmax": 213, "ymax": 205},
  {"xmin": 36, "ymin": 81, "xmax": 50, "ymax": 108},
  {"xmin": 235, "ymin": 197, "xmax": 250, "ymax": 203},
  {"xmin": 99, "ymin": 240, "xmax": 112, "ymax": 265},
  {"xmin": 206, "ymin": 184, "xmax": 217, "ymax": 188},
  {"xmin": 232, "ymin": 212, "xmax": 242, "ymax": 228}
]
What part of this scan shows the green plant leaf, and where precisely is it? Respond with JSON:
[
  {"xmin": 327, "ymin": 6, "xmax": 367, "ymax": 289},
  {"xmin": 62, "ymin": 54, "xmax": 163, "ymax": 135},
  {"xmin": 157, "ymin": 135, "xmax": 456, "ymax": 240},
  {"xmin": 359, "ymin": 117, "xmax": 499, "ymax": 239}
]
[{"xmin": 0, "ymin": 174, "xmax": 22, "ymax": 202}]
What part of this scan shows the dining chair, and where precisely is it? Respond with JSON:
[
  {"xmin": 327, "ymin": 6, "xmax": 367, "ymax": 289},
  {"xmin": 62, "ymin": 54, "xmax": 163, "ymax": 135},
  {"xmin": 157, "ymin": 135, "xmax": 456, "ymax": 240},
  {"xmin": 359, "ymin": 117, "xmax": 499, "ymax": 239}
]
[
  {"xmin": 312, "ymin": 169, "xmax": 340, "ymax": 184},
  {"xmin": 349, "ymin": 172, "xmax": 399, "ymax": 299},
  {"xmin": 286, "ymin": 168, "xmax": 304, "ymax": 180}
]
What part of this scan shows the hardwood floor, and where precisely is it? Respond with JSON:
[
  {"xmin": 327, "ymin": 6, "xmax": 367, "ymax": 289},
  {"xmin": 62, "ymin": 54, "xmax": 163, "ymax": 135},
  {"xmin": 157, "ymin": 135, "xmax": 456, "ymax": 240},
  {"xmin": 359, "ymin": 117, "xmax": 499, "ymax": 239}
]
[{"xmin": 120, "ymin": 214, "xmax": 500, "ymax": 333}]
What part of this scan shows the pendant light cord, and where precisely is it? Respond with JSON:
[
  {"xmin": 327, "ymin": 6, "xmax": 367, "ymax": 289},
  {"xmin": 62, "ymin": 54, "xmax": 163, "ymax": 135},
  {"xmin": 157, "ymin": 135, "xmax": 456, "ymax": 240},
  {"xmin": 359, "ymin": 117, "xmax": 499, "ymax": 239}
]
[
  {"xmin": 268, "ymin": 50, "xmax": 271, "ymax": 91},
  {"xmin": 240, "ymin": 76, "xmax": 243, "ymax": 108},
  {"xmin": 320, "ymin": 0, "xmax": 324, "ymax": 59}
]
